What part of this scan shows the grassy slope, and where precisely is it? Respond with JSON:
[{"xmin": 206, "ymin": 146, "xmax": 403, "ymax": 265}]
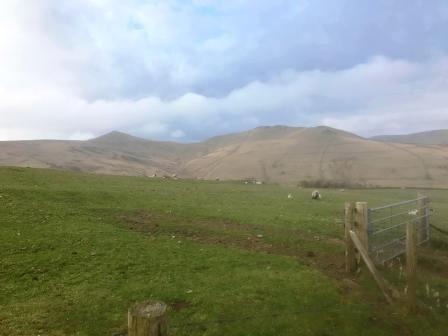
[{"xmin": 0, "ymin": 167, "xmax": 447, "ymax": 335}]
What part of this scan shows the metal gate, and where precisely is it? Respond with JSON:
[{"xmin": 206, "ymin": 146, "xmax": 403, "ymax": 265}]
[{"xmin": 368, "ymin": 196, "xmax": 430, "ymax": 264}]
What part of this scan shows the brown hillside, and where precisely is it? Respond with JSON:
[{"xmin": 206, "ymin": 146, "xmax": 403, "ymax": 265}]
[
  {"xmin": 0, "ymin": 132, "xmax": 204, "ymax": 176},
  {"xmin": 1, "ymin": 126, "xmax": 448, "ymax": 187},
  {"xmin": 371, "ymin": 129, "xmax": 448, "ymax": 145},
  {"xmin": 184, "ymin": 126, "xmax": 448, "ymax": 188}
]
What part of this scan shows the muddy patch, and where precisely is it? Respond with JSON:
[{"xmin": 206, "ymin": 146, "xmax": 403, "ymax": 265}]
[
  {"xmin": 117, "ymin": 209, "xmax": 347, "ymax": 280},
  {"xmin": 170, "ymin": 300, "xmax": 191, "ymax": 312}
]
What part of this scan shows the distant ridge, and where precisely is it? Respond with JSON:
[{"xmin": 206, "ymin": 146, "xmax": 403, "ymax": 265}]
[
  {"xmin": 1, "ymin": 125, "xmax": 448, "ymax": 188},
  {"xmin": 371, "ymin": 129, "xmax": 448, "ymax": 145}
]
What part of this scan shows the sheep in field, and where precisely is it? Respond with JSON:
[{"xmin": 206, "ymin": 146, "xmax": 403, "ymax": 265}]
[
  {"xmin": 408, "ymin": 209, "xmax": 418, "ymax": 216},
  {"xmin": 311, "ymin": 190, "xmax": 322, "ymax": 200}
]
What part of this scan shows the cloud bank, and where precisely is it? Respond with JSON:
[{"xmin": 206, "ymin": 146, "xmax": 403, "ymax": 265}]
[{"xmin": 1, "ymin": 0, "xmax": 448, "ymax": 141}]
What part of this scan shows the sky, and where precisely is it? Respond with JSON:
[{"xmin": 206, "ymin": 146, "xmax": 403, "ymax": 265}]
[{"xmin": 1, "ymin": 0, "xmax": 448, "ymax": 142}]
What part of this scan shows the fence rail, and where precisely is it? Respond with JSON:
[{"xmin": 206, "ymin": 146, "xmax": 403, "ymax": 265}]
[
  {"xmin": 345, "ymin": 194, "xmax": 431, "ymax": 308},
  {"xmin": 368, "ymin": 196, "xmax": 427, "ymax": 212},
  {"xmin": 367, "ymin": 195, "xmax": 430, "ymax": 264}
]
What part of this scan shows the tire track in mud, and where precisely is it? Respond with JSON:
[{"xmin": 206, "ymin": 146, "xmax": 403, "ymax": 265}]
[{"xmin": 119, "ymin": 209, "xmax": 347, "ymax": 280}]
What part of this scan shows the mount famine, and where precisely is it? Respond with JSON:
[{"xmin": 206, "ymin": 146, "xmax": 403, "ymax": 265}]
[{"xmin": 1, "ymin": 126, "xmax": 448, "ymax": 188}]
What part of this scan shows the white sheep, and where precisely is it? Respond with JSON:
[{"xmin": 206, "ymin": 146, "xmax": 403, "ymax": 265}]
[
  {"xmin": 408, "ymin": 209, "xmax": 418, "ymax": 216},
  {"xmin": 311, "ymin": 190, "xmax": 322, "ymax": 200}
]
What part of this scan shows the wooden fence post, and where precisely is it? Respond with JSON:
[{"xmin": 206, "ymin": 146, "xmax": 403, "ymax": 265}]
[
  {"xmin": 128, "ymin": 301, "xmax": 168, "ymax": 336},
  {"xmin": 354, "ymin": 202, "xmax": 369, "ymax": 252},
  {"xmin": 416, "ymin": 193, "xmax": 427, "ymax": 243},
  {"xmin": 345, "ymin": 202, "xmax": 357, "ymax": 273},
  {"xmin": 406, "ymin": 221, "xmax": 417, "ymax": 311}
]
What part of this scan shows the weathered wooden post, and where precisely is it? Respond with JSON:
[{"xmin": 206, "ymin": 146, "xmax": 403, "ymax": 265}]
[
  {"xmin": 345, "ymin": 202, "xmax": 357, "ymax": 273},
  {"xmin": 128, "ymin": 301, "xmax": 168, "ymax": 336},
  {"xmin": 354, "ymin": 202, "xmax": 369, "ymax": 252},
  {"xmin": 416, "ymin": 193, "xmax": 427, "ymax": 242},
  {"xmin": 406, "ymin": 221, "xmax": 417, "ymax": 311}
]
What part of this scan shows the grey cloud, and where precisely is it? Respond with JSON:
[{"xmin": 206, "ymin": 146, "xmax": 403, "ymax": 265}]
[
  {"xmin": 2, "ymin": 56, "xmax": 447, "ymax": 141},
  {"xmin": 9, "ymin": 0, "xmax": 448, "ymax": 100},
  {"xmin": 1, "ymin": 1, "xmax": 448, "ymax": 141}
]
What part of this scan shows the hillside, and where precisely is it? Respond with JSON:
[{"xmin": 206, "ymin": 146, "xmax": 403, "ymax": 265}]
[
  {"xmin": 184, "ymin": 126, "xmax": 448, "ymax": 188},
  {"xmin": 371, "ymin": 129, "xmax": 448, "ymax": 145},
  {"xmin": 0, "ymin": 131, "xmax": 206, "ymax": 177},
  {"xmin": 1, "ymin": 126, "xmax": 448, "ymax": 187}
]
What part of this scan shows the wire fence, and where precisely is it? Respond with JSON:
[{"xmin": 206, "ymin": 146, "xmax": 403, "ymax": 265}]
[
  {"xmin": 431, "ymin": 223, "xmax": 448, "ymax": 236},
  {"xmin": 367, "ymin": 196, "xmax": 430, "ymax": 264}
]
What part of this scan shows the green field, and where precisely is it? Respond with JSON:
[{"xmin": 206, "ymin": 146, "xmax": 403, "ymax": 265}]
[{"xmin": 1, "ymin": 167, "xmax": 447, "ymax": 335}]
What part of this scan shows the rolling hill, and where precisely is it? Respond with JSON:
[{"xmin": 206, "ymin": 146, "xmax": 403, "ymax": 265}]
[
  {"xmin": 1, "ymin": 126, "xmax": 448, "ymax": 188},
  {"xmin": 0, "ymin": 131, "xmax": 206, "ymax": 177},
  {"xmin": 371, "ymin": 129, "xmax": 448, "ymax": 145}
]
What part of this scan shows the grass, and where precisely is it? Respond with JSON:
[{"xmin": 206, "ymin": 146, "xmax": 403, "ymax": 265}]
[{"xmin": 0, "ymin": 167, "xmax": 447, "ymax": 335}]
